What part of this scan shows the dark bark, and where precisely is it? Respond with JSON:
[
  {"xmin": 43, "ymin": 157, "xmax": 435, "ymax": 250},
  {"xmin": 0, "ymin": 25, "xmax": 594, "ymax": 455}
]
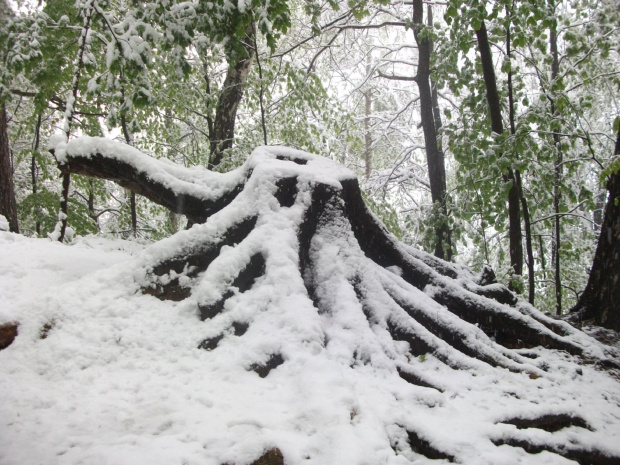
[
  {"xmin": 506, "ymin": 11, "xmax": 535, "ymax": 303},
  {"xmin": 121, "ymin": 114, "xmax": 138, "ymax": 236},
  {"xmin": 517, "ymin": 170, "xmax": 535, "ymax": 304},
  {"xmin": 59, "ymin": 6, "xmax": 93, "ymax": 242},
  {"xmin": 59, "ymin": 173, "xmax": 71, "ymax": 237},
  {"xmin": 54, "ymin": 151, "xmax": 246, "ymax": 225},
  {"xmin": 570, "ymin": 126, "xmax": 620, "ymax": 331},
  {"xmin": 412, "ymin": 0, "xmax": 451, "ymax": 261},
  {"xmin": 0, "ymin": 102, "xmax": 19, "ymax": 233},
  {"xmin": 32, "ymin": 113, "xmax": 41, "ymax": 235},
  {"xmin": 209, "ymin": 27, "xmax": 255, "ymax": 169},
  {"xmin": 475, "ymin": 20, "xmax": 523, "ymax": 285},
  {"xmin": 0, "ymin": 322, "xmax": 18, "ymax": 351},
  {"xmin": 364, "ymin": 87, "xmax": 372, "ymax": 180},
  {"xmin": 87, "ymin": 179, "xmax": 96, "ymax": 226},
  {"xmin": 57, "ymin": 142, "xmax": 589, "ymax": 358},
  {"xmin": 549, "ymin": 17, "xmax": 563, "ymax": 315},
  {"xmin": 251, "ymin": 22, "xmax": 268, "ymax": 147}
]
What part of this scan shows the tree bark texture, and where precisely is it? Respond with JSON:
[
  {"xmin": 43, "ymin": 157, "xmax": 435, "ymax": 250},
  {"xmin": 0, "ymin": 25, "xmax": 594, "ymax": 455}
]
[
  {"xmin": 0, "ymin": 103, "xmax": 19, "ymax": 233},
  {"xmin": 209, "ymin": 27, "xmax": 256, "ymax": 169},
  {"xmin": 412, "ymin": 0, "xmax": 451, "ymax": 261},
  {"xmin": 475, "ymin": 20, "xmax": 523, "ymax": 283},
  {"xmin": 570, "ymin": 126, "xmax": 620, "ymax": 331},
  {"xmin": 56, "ymin": 140, "xmax": 589, "ymax": 357}
]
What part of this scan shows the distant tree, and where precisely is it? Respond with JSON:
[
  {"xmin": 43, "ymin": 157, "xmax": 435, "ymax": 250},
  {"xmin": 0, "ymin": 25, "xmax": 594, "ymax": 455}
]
[
  {"xmin": 474, "ymin": 18, "xmax": 523, "ymax": 291},
  {"xmin": 0, "ymin": 0, "xmax": 19, "ymax": 233},
  {"xmin": 0, "ymin": 102, "xmax": 19, "ymax": 233},
  {"xmin": 411, "ymin": 0, "xmax": 451, "ymax": 261}
]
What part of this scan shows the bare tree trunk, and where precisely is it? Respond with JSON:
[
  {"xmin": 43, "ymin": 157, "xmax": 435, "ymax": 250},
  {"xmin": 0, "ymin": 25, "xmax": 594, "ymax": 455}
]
[
  {"xmin": 121, "ymin": 114, "xmax": 137, "ymax": 237},
  {"xmin": 538, "ymin": 234, "xmax": 547, "ymax": 281},
  {"xmin": 550, "ymin": 15, "xmax": 563, "ymax": 315},
  {"xmin": 0, "ymin": 102, "xmax": 19, "ymax": 233},
  {"xmin": 364, "ymin": 52, "xmax": 372, "ymax": 180},
  {"xmin": 412, "ymin": 0, "xmax": 451, "ymax": 261},
  {"xmin": 475, "ymin": 20, "xmax": 523, "ymax": 287},
  {"xmin": 570, "ymin": 125, "xmax": 620, "ymax": 331},
  {"xmin": 87, "ymin": 179, "xmax": 97, "ymax": 229},
  {"xmin": 209, "ymin": 27, "xmax": 255, "ymax": 169},
  {"xmin": 364, "ymin": 88, "xmax": 372, "ymax": 179},
  {"xmin": 506, "ymin": 9, "xmax": 535, "ymax": 303},
  {"xmin": 32, "ymin": 113, "xmax": 41, "ymax": 235},
  {"xmin": 58, "ymin": 4, "xmax": 93, "ymax": 242},
  {"xmin": 251, "ymin": 22, "xmax": 268, "ymax": 146}
]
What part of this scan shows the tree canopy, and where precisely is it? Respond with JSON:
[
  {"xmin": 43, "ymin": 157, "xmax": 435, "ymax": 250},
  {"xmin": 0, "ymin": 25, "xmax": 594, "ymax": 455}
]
[{"xmin": 1, "ymin": 0, "xmax": 619, "ymax": 317}]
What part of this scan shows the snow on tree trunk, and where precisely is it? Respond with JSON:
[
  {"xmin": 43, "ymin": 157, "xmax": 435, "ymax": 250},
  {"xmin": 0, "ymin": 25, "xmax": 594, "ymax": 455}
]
[{"xmin": 49, "ymin": 135, "xmax": 620, "ymax": 464}]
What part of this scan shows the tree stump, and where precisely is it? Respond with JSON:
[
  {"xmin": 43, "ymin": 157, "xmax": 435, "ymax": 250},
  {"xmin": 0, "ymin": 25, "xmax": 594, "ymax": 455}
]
[{"xmin": 50, "ymin": 136, "xmax": 620, "ymax": 464}]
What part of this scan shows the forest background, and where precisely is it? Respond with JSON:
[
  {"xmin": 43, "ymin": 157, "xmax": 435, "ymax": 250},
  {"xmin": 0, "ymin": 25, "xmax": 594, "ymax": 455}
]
[{"xmin": 1, "ymin": 0, "xmax": 619, "ymax": 317}]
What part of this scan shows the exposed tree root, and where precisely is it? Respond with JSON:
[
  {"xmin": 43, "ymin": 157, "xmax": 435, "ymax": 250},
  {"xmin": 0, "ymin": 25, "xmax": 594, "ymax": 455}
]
[
  {"xmin": 0, "ymin": 322, "xmax": 18, "ymax": 351},
  {"xmin": 222, "ymin": 447, "xmax": 284, "ymax": 465},
  {"xmin": 498, "ymin": 413, "xmax": 591, "ymax": 432},
  {"xmin": 406, "ymin": 429, "xmax": 455, "ymax": 462},
  {"xmin": 250, "ymin": 353, "xmax": 285, "ymax": 378},
  {"xmin": 198, "ymin": 252, "xmax": 265, "ymax": 320},
  {"xmin": 491, "ymin": 437, "xmax": 619, "ymax": 465}
]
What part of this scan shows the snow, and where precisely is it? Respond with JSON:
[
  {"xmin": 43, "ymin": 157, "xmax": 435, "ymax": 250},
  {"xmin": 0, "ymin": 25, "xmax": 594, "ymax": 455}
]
[{"xmin": 2, "ymin": 143, "xmax": 620, "ymax": 465}]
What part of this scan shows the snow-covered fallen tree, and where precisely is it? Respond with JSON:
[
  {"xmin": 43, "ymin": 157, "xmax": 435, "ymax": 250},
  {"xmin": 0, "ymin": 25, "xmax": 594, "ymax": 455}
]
[{"xmin": 1, "ymin": 136, "xmax": 619, "ymax": 465}]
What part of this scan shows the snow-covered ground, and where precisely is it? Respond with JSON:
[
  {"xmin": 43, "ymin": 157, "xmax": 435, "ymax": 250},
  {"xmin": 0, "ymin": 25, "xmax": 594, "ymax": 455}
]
[
  {"xmin": 0, "ymin": 230, "xmax": 618, "ymax": 465},
  {"xmin": 1, "ymin": 141, "xmax": 620, "ymax": 465}
]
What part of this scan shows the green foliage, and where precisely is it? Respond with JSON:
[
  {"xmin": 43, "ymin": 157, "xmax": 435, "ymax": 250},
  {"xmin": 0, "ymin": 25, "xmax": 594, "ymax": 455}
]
[
  {"xmin": 18, "ymin": 189, "xmax": 59, "ymax": 236},
  {"xmin": 18, "ymin": 188, "xmax": 98, "ymax": 237},
  {"xmin": 362, "ymin": 192, "xmax": 403, "ymax": 241}
]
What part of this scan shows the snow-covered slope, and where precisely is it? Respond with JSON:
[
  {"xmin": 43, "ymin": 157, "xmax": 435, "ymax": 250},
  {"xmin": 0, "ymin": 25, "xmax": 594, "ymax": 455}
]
[{"xmin": 1, "ymin": 143, "xmax": 620, "ymax": 465}]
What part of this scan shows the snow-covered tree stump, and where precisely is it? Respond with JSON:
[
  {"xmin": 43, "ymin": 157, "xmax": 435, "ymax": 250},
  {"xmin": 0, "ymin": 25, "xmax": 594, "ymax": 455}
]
[{"xmin": 50, "ymin": 136, "xmax": 620, "ymax": 465}]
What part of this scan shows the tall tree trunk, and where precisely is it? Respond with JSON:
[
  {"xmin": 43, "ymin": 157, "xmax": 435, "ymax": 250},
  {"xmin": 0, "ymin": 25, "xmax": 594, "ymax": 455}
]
[
  {"xmin": 251, "ymin": 22, "xmax": 268, "ymax": 147},
  {"xmin": 87, "ymin": 179, "xmax": 97, "ymax": 228},
  {"xmin": 209, "ymin": 27, "xmax": 255, "ymax": 169},
  {"xmin": 32, "ymin": 113, "xmax": 41, "ymax": 235},
  {"xmin": 364, "ymin": 88, "xmax": 372, "ymax": 180},
  {"xmin": 475, "ymin": 20, "xmax": 523, "ymax": 287},
  {"xmin": 121, "ymin": 114, "xmax": 137, "ymax": 237},
  {"xmin": 0, "ymin": 102, "xmax": 19, "ymax": 233},
  {"xmin": 58, "ymin": 4, "xmax": 93, "ymax": 242},
  {"xmin": 506, "ymin": 9, "xmax": 535, "ymax": 303},
  {"xmin": 412, "ymin": 0, "xmax": 451, "ymax": 261},
  {"xmin": 570, "ymin": 125, "xmax": 620, "ymax": 331},
  {"xmin": 364, "ymin": 52, "xmax": 372, "ymax": 180},
  {"xmin": 549, "ymin": 14, "xmax": 563, "ymax": 315},
  {"xmin": 538, "ymin": 234, "xmax": 547, "ymax": 281}
]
